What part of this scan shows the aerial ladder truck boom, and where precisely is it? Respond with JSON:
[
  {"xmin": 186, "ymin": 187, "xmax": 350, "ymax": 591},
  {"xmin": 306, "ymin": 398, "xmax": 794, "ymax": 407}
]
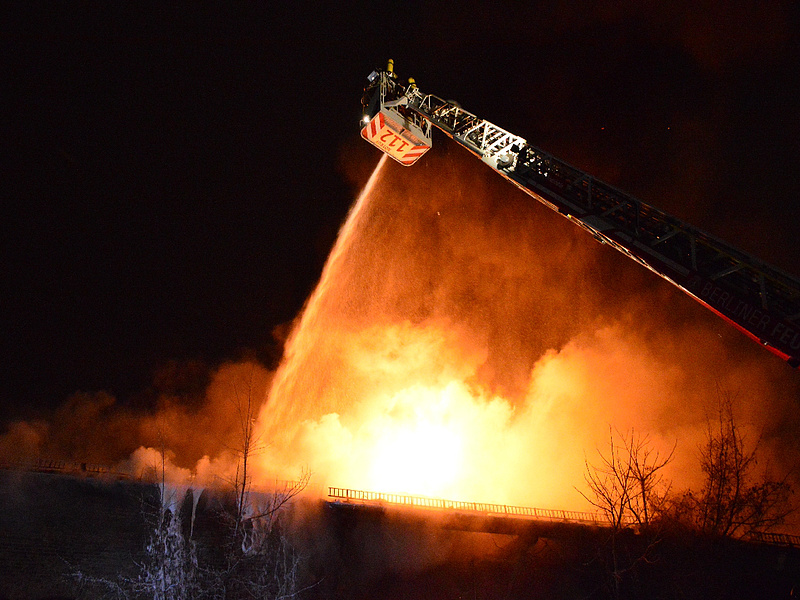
[{"xmin": 360, "ymin": 61, "xmax": 800, "ymax": 369}]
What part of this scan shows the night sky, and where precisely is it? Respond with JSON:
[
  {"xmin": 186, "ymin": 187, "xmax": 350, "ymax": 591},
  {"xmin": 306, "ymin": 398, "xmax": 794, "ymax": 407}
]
[{"xmin": 4, "ymin": 2, "xmax": 800, "ymax": 424}]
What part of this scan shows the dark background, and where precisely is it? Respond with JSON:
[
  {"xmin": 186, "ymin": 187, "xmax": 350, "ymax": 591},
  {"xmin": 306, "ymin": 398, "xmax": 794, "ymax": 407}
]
[{"xmin": 3, "ymin": 2, "xmax": 799, "ymax": 423}]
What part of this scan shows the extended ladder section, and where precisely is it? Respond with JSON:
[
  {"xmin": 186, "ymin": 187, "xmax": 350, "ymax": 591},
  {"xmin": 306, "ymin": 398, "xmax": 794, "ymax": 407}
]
[{"xmin": 361, "ymin": 65, "xmax": 800, "ymax": 368}]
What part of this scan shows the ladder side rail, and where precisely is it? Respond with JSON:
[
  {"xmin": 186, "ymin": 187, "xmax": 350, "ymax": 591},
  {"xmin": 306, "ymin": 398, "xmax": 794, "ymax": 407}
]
[
  {"xmin": 403, "ymin": 86, "xmax": 800, "ymax": 364},
  {"xmin": 400, "ymin": 81, "xmax": 799, "ymax": 307},
  {"xmin": 516, "ymin": 143, "xmax": 800, "ymax": 296},
  {"xmin": 512, "ymin": 147, "xmax": 800, "ymax": 320},
  {"xmin": 508, "ymin": 151, "xmax": 800, "ymax": 360},
  {"xmin": 521, "ymin": 147, "xmax": 800, "ymax": 288}
]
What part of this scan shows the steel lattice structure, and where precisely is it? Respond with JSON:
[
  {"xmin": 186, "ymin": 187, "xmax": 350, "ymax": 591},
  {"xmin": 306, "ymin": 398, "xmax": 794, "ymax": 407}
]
[{"xmin": 361, "ymin": 63, "xmax": 800, "ymax": 368}]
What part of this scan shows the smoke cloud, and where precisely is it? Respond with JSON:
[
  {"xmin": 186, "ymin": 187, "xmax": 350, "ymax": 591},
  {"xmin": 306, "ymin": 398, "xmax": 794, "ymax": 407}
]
[
  {"xmin": 0, "ymin": 360, "xmax": 274, "ymax": 485},
  {"xmin": 2, "ymin": 140, "xmax": 797, "ymax": 518},
  {"xmin": 253, "ymin": 142, "xmax": 800, "ymax": 511}
]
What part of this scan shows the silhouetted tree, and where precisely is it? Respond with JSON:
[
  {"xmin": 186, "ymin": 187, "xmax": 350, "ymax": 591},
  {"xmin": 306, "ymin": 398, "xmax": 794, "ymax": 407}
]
[
  {"xmin": 69, "ymin": 369, "xmax": 311, "ymax": 600},
  {"xmin": 694, "ymin": 390, "xmax": 793, "ymax": 538},
  {"xmin": 581, "ymin": 427, "xmax": 674, "ymax": 599},
  {"xmin": 69, "ymin": 445, "xmax": 199, "ymax": 600},
  {"xmin": 200, "ymin": 365, "xmax": 311, "ymax": 599},
  {"xmin": 582, "ymin": 427, "xmax": 674, "ymax": 529}
]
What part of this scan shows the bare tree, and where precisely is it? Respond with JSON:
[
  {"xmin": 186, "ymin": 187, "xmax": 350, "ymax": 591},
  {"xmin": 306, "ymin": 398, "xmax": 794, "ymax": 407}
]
[
  {"xmin": 229, "ymin": 368, "xmax": 264, "ymax": 544},
  {"xmin": 580, "ymin": 427, "xmax": 675, "ymax": 599},
  {"xmin": 582, "ymin": 427, "xmax": 674, "ymax": 529},
  {"xmin": 69, "ymin": 442, "xmax": 199, "ymax": 600},
  {"xmin": 134, "ymin": 480, "xmax": 199, "ymax": 600},
  {"xmin": 69, "ymin": 370, "xmax": 311, "ymax": 600},
  {"xmin": 628, "ymin": 432, "xmax": 675, "ymax": 529},
  {"xmin": 695, "ymin": 390, "xmax": 793, "ymax": 538},
  {"xmin": 207, "ymin": 476, "xmax": 310, "ymax": 600},
  {"xmin": 201, "ymin": 365, "xmax": 311, "ymax": 599}
]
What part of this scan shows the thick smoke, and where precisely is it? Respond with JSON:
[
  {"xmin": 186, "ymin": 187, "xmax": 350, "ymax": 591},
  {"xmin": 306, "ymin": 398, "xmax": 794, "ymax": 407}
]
[
  {"xmin": 1, "ymin": 139, "xmax": 797, "ymax": 514},
  {"xmin": 0, "ymin": 360, "xmax": 274, "ymax": 486},
  {"xmin": 255, "ymin": 141, "xmax": 800, "ymax": 510}
]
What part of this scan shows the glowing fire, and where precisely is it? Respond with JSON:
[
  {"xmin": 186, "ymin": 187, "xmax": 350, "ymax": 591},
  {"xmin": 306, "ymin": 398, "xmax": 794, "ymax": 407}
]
[
  {"xmin": 248, "ymin": 147, "xmax": 784, "ymax": 512},
  {"xmin": 364, "ymin": 385, "xmax": 465, "ymax": 496},
  {"xmin": 251, "ymin": 151, "xmax": 660, "ymax": 508},
  {"xmin": 0, "ymin": 139, "xmax": 794, "ymax": 516},
  {"xmin": 257, "ymin": 317, "xmax": 593, "ymax": 506}
]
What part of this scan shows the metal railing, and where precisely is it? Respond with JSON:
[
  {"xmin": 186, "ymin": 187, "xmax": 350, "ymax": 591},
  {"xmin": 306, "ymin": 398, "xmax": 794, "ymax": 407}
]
[
  {"xmin": 0, "ymin": 458, "xmax": 130, "ymax": 479},
  {"xmin": 328, "ymin": 487, "xmax": 608, "ymax": 526},
  {"xmin": 747, "ymin": 531, "xmax": 800, "ymax": 547}
]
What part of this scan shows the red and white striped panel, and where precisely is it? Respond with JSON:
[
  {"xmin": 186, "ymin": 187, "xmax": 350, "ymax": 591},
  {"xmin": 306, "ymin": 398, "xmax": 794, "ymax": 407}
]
[
  {"xmin": 364, "ymin": 111, "xmax": 384, "ymax": 139},
  {"xmin": 361, "ymin": 111, "xmax": 430, "ymax": 166}
]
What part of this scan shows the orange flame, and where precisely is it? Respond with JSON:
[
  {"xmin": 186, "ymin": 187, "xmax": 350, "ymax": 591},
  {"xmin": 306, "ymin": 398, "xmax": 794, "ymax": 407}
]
[{"xmin": 249, "ymin": 146, "xmax": 799, "ymax": 512}]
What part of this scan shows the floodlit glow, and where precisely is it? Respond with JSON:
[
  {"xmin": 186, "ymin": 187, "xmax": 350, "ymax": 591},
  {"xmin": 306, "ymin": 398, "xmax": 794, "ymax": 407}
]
[
  {"xmin": 251, "ymin": 145, "xmax": 726, "ymax": 514},
  {"xmin": 361, "ymin": 115, "xmax": 370, "ymax": 124},
  {"xmin": 1, "ymin": 109, "xmax": 794, "ymax": 526},
  {"xmin": 363, "ymin": 385, "xmax": 465, "ymax": 497}
]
